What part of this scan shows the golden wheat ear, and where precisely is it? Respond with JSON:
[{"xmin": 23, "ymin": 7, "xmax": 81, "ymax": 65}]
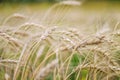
[
  {"xmin": 0, "ymin": 31, "xmax": 23, "ymax": 47},
  {"xmin": 2, "ymin": 13, "xmax": 27, "ymax": 28}
]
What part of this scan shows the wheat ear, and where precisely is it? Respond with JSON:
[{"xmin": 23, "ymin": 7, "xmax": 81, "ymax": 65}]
[{"xmin": 0, "ymin": 31, "xmax": 23, "ymax": 47}]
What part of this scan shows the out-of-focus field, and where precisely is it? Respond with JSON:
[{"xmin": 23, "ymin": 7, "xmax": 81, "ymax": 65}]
[
  {"xmin": 0, "ymin": 3, "xmax": 51, "ymax": 24},
  {"xmin": 0, "ymin": 2, "xmax": 120, "ymax": 32},
  {"xmin": 0, "ymin": 1, "xmax": 120, "ymax": 80}
]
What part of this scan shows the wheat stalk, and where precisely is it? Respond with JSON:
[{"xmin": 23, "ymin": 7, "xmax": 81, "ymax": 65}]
[
  {"xmin": 35, "ymin": 59, "xmax": 58, "ymax": 80},
  {"xmin": 0, "ymin": 59, "xmax": 18, "ymax": 64}
]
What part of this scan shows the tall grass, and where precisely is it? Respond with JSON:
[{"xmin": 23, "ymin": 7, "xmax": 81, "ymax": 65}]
[{"xmin": 0, "ymin": 1, "xmax": 120, "ymax": 80}]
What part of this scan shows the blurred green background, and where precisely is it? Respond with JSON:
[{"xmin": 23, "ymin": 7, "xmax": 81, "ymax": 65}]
[
  {"xmin": 0, "ymin": 0, "xmax": 120, "ymax": 25},
  {"xmin": 0, "ymin": 0, "xmax": 120, "ymax": 3},
  {"xmin": 0, "ymin": 0, "xmax": 55, "ymax": 3}
]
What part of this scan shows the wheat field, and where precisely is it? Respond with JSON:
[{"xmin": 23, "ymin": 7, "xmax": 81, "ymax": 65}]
[{"xmin": 0, "ymin": 1, "xmax": 120, "ymax": 80}]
